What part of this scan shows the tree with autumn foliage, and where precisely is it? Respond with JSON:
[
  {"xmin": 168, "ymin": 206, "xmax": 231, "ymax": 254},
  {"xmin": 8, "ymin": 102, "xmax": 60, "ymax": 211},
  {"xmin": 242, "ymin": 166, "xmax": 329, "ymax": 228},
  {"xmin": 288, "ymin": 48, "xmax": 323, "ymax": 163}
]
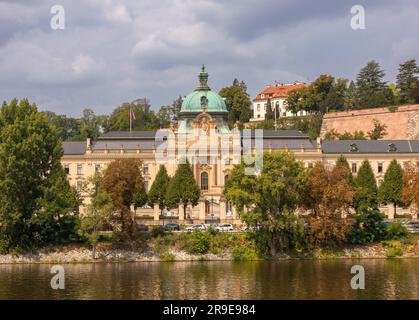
[
  {"xmin": 101, "ymin": 158, "xmax": 145, "ymax": 238},
  {"xmin": 303, "ymin": 162, "xmax": 354, "ymax": 247},
  {"xmin": 402, "ymin": 163, "xmax": 419, "ymax": 214}
]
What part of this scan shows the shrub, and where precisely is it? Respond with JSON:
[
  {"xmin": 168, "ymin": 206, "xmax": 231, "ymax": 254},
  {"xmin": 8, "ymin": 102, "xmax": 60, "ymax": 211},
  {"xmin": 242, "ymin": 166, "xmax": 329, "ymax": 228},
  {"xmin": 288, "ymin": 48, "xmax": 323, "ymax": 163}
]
[
  {"xmin": 385, "ymin": 222, "xmax": 408, "ymax": 239},
  {"xmin": 231, "ymin": 246, "xmax": 259, "ymax": 261},
  {"xmin": 151, "ymin": 225, "xmax": 166, "ymax": 238},
  {"xmin": 383, "ymin": 240, "xmax": 404, "ymax": 258},
  {"xmin": 348, "ymin": 209, "xmax": 387, "ymax": 244},
  {"xmin": 159, "ymin": 251, "xmax": 175, "ymax": 262},
  {"xmin": 186, "ymin": 230, "xmax": 210, "ymax": 255},
  {"xmin": 385, "ymin": 246, "xmax": 403, "ymax": 258}
]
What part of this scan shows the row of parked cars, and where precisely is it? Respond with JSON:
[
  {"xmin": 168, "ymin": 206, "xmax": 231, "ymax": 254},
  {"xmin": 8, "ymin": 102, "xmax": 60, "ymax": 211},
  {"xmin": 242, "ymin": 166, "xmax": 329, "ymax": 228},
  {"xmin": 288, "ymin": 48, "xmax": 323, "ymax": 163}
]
[
  {"xmin": 137, "ymin": 223, "xmax": 237, "ymax": 232},
  {"xmin": 402, "ymin": 221, "xmax": 419, "ymax": 233}
]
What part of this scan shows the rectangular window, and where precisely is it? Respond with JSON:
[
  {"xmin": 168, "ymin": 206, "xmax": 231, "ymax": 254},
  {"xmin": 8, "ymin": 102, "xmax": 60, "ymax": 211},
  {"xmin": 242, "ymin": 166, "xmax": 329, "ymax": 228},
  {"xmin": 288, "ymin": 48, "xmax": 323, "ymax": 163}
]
[
  {"xmin": 76, "ymin": 180, "xmax": 82, "ymax": 192},
  {"xmin": 352, "ymin": 163, "xmax": 357, "ymax": 173},
  {"xmin": 64, "ymin": 164, "xmax": 70, "ymax": 175},
  {"xmin": 143, "ymin": 164, "xmax": 149, "ymax": 175},
  {"xmin": 308, "ymin": 162, "xmax": 313, "ymax": 168},
  {"xmin": 377, "ymin": 162, "xmax": 383, "ymax": 173},
  {"xmin": 95, "ymin": 164, "xmax": 101, "ymax": 172},
  {"xmin": 77, "ymin": 164, "xmax": 83, "ymax": 175},
  {"xmin": 282, "ymin": 112, "xmax": 286, "ymax": 117},
  {"xmin": 257, "ymin": 104, "xmax": 260, "ymax": 111}
]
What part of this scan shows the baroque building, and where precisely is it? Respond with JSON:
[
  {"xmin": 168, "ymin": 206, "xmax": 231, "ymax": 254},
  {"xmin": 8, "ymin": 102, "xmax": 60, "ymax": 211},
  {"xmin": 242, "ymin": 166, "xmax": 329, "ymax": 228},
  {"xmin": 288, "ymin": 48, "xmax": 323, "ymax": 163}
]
[
  {"xmin": 249, "ymin": 82, "xmax": 308, "ymax": 121},
  {"xmin": 62, "ymin": 67, "xmax": 419, "ymax": 223}
]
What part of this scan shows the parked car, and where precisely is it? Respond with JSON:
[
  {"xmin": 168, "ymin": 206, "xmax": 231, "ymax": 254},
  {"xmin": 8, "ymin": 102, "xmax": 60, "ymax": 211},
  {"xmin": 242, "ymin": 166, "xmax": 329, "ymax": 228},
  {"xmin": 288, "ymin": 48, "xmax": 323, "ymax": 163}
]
[
  {"xmin": 186, "ymin": 224, "xmax": 206, "ymax": 232},
  {"xmin": 402, "ymin": 221, "xmax": 419, "ymax": 233},
  {"xmin": 164, "ymin": 223, "xmax": 180, "ymax": 231},
  {"xmin": 215, "ymin": 224, "xmax": 234, "ymax": 232},
  {"xmin": 137, "ymin": 224, "xmax": 149, "ymax": 232}
]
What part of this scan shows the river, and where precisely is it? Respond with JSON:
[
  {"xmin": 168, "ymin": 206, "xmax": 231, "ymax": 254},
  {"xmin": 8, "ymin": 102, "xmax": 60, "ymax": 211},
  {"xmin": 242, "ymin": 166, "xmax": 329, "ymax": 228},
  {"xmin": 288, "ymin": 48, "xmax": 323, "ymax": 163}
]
[{"xmin": 1, "ymin": 259, "xmax": 418, "ymax": 299}]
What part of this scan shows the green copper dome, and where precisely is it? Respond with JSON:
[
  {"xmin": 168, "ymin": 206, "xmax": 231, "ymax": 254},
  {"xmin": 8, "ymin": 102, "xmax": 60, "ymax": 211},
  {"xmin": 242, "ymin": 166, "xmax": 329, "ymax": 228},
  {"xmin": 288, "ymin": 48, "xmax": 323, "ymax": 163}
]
[{"xmin": 180, "ymin": 65, "xmax": 228, "ymax": 114}]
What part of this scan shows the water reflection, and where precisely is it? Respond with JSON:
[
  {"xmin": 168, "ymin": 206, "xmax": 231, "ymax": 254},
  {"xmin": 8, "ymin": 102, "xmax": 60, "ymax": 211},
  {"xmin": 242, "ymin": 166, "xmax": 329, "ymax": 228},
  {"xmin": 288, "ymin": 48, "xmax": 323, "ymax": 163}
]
[{"xmin": 0, "ymin": 259, "xmax": 418, "ymax": 299}]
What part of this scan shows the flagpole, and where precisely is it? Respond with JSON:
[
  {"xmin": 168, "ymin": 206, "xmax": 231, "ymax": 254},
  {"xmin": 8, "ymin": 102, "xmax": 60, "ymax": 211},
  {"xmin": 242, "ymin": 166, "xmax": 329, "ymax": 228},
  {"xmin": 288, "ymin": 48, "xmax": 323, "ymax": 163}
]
[{"xmin": 130, "ymin": 106, "xmax": 132, "ymax": 135}]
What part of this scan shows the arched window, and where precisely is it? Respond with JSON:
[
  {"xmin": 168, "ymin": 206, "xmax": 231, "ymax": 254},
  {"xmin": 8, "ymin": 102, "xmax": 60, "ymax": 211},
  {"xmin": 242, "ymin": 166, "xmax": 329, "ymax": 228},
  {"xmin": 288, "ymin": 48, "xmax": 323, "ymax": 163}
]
[{"xmin": 201, "ymin": 172, "xmax": 208, "ymax": 191}]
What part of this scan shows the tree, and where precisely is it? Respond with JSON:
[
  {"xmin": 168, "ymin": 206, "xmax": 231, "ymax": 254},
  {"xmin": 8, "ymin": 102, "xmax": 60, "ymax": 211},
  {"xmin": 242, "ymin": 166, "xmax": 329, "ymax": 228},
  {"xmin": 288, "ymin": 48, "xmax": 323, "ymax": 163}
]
[
  {"xmin": 105, "ymin": 100, "xmax": 159, "ymax": 132},
  {"xmin": 101, "ymin": 158, "xmax": 145, "ymax": 238},
  {"xmin": 148, "ymin": 165, "xmax": 170, "ymax": 214},
  {"xmin": 225, "ymin": 151, "xmax": 307, "ymax": 255},
  {"xmin": 79, "ymin": 173, "xmax": 113, "ymax": 259},
  {"xmin": 402, "ymin": 163, "xmax": 419, "ymax": 213},
  {"xmin": 344, "ymin": 81, "xmax": 357, "ymax": 110},
  {"xmin": 219, "ymin": 79, "xmax": 252, "ymax": 127},
  {"xmin": 348, "ymin": 207, "xmax": 386, "ymax": 244},
  {"xmin": 286, "ymin": 87, "xmax": 307, "ymax": 114},
  {"xmin": 335, "ymin": 154, "xmax": 354, "ymax": 186},
  {"xmin": 356, "ymin": 60, "xmax": 394, "ymax": 108},
  {"xmin": 303, "ymin": 162, "xmax": 354, "ymax": 246},
  {"xmin": 378, "ymin": 160, "xmax": 404, "ymax": 216},
  {"xmin": 166, "ymin": 159, "xmax": 200, "ymax": 219},
  {"xmin": 368, "ymin": 119, "xmax": 388, "ymax": 140},
  {"xmin": 32, "ymin": 164, "xmax": 81, "ymax": 246},
  {"xmin": 396, "ymin": 59, "xmax": 419, "ymax": 104},
  {"xmin": 264, "ymin": 98, "xmax": 274, "ymax": 120},
  {"xmin": 0, "ymin": 99, "xmax": 65, "ymax": 252},
  {"xmin": 354, "ymin": 160, "xmax": 378, "ymax": 211}
]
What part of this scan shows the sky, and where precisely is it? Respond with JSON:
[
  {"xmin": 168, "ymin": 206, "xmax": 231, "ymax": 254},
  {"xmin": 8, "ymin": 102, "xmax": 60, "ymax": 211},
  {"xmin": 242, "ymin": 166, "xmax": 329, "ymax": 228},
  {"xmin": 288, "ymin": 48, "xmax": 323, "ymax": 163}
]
[{"xmin": 0, "ymin": 0, "xmax": 418, "ymax": 116}]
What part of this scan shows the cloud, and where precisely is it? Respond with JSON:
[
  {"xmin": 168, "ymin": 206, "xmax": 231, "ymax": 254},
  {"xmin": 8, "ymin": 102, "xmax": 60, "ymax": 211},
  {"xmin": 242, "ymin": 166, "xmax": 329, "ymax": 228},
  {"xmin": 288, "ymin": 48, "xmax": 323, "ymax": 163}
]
[{"xmin": 0, "ymin": 0, "xmax": 418, "ymax": 116}]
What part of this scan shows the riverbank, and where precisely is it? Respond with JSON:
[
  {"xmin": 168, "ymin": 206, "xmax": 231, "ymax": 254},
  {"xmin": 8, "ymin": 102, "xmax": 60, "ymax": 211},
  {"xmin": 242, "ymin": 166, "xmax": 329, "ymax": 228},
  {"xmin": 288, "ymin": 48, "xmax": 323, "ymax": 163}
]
[{"xmin": 1, "ymin": 233, "xmax": 419, "ymax": 264}]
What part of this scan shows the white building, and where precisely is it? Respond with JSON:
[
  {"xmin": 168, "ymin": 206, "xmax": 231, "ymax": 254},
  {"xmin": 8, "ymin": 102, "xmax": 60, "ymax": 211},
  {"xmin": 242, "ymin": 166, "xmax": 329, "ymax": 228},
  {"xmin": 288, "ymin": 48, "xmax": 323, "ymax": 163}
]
[{"xmin": 250, "ymin": 82, "xmax": 308, "ymax": 121}]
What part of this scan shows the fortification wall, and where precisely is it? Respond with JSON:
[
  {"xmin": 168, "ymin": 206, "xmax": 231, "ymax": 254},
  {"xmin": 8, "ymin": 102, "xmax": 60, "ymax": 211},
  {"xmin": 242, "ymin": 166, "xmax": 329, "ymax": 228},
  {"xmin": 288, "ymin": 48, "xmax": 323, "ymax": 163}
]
[{"xmin": 320, "ymin": 104, "xmax": 419, "ymax": 140}]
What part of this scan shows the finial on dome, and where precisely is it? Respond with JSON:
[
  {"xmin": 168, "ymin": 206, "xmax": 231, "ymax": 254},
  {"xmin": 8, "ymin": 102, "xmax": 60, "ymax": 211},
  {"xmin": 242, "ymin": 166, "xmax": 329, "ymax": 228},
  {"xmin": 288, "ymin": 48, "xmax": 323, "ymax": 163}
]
[{"xmin": 195, "ymin": 64, "xmax": 210, "ymax": 91}]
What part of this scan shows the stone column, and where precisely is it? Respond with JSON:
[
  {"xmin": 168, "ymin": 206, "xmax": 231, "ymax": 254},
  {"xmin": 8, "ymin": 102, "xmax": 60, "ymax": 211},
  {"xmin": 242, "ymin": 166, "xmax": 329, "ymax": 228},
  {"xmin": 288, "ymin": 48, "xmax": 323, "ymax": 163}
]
[
  {"xmin": 232, "ymin": 206, "xmax": 238, "ymax": 220},
  {"xmin": 199, "ymin": 201, "xmax": 206, "ymax": 222},
  {"xmin": 178, "ymin": 203, "xmax": 184, "ymax": 221},
  {"xmin": 219, "ymin": 201, "xmax": 226, "ymax": 222},
  {"xmin": 188, "ymin": 203, "xmax": 194, "ymax": 219},
  {"xmin": 387, "ymin": 205, "xmax": 394, "ymax": 220},
  {"xmin": 153, "ymin": 204, "xmax": 160, "ymax": 221}
]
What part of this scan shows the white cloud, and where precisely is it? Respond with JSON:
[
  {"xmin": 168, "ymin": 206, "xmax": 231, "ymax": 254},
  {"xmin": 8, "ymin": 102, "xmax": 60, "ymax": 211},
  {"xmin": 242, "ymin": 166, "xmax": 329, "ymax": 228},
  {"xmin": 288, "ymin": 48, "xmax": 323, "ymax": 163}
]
[{"xmin": 0, "ymin": 0, "xmax": 418, "ymax": 116}]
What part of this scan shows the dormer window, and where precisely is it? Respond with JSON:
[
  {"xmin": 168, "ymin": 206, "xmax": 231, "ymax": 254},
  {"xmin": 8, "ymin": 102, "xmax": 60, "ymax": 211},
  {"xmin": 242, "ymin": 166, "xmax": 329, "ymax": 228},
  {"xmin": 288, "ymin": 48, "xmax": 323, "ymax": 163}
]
[
  {"xmin": 388, "ymin": 143, "xmax": 397, "ymax": 152},
  {"xmin": 349, "ymin": 143, "xmax": 359, "ymax": 152}
]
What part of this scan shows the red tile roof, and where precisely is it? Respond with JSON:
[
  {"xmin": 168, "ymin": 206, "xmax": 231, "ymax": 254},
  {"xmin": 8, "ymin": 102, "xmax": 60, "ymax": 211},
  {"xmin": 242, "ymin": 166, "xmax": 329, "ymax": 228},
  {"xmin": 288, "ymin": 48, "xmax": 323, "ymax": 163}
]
[{"xmin": 254, "ymin": 83, "xmax": 307, "ymax": 101}]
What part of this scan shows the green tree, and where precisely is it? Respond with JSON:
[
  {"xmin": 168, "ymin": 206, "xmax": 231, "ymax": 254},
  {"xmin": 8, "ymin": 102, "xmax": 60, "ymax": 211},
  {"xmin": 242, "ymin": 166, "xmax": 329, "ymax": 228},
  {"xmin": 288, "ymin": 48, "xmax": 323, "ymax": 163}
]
[
  {"xmin": 79, "ymin": 174, "xmax": 113, "ymax": 259},
  {"xmin": 335, "ymin": 155, "xmax": 354, "ymax": 186},
  {"xmin": 344, "ymin": 80, "xmax": 357, "ymax": 110},
  {"xmin": 101, "ymin": 158, "xmax": 145, "ymax": 238},
  {"xmin": 148, "ymin": 165, "xmax": 170, "ymax": 214},
  {"xmin": 378, "ymin": 160, "xmax": 404, "ymax": 216},
  {"xmin": 349, "ymin": 207, "xmax": 386, "ymax": 244},
  {"xmin": 225, "ymin": 151, "xmax": 307, "ymax": 255},
  {"xmin": 105, "ymin": 100, "xmax": 159, "ymax": 132},
  {"xmin": 354, "ymin": 160, "xmax": 378, "ymax": 211},
  {"xmin": 286, "ymin": 87, "xmax": 307, "ymax": 114},
  {"xmin": 367, "ymin": 119, "xmax": 387, "ymax": 140},
  {"xmin": 0, "ymin": 99, "xmax": 65, "ymax": 251},
  {"xmin": 264, "ymin": 98, "xmax": 274, "ymax": 120},
  {"xmin": 32, "ymin": 164, "xmax": 81, "ymax": 246},
  {"xmin": 219, "ymin": 79, "xmax": 252, "ymax": 127},
  {"xmin": 166, "ymin": 159, "xmax": 200, "ymax": 219},
  {"xmin": 356, "ymin": 60, "xmax": 394, "ymax": 108},
  {"xmin": 396, "ymin": 59, "xmax": 419, "ymax": 104}
]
